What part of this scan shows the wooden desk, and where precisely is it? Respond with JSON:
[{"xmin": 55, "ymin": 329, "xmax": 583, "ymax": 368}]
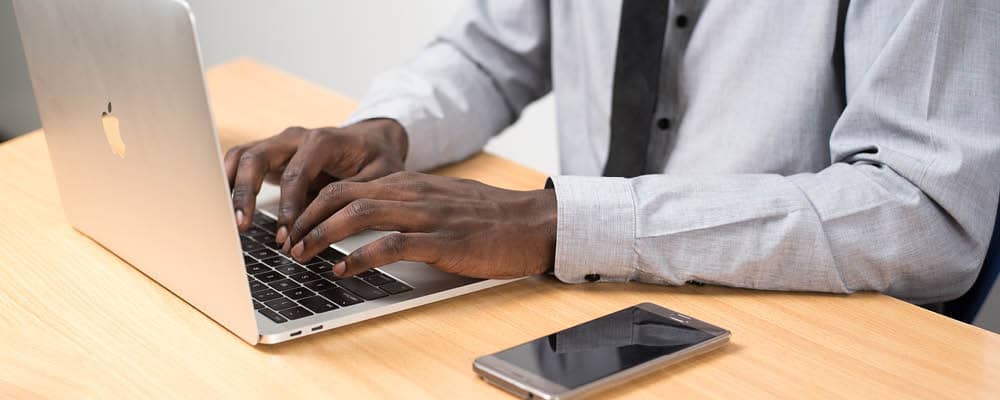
[{"xmin": 2, "ymin": 59, "xmax": 998, "ymax": 399}]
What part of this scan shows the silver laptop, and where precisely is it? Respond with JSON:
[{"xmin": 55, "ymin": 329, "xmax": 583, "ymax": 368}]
[{"xmin": 13, "ymin": 0, "xmax": 519, "ymax": 344}]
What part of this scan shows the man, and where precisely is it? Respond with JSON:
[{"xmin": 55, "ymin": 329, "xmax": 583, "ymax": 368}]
[{"xmin": 225, "ymin": 1, "xmax": 1000, "ymax": 304}]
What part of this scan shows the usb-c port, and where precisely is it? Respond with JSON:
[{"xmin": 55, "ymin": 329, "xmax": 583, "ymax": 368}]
[
  {"xmin": 289, "ymin": 331, "xmax": 302, "ymax": 337},
  {"xmin": 312, "ymin": 325, "xmax": 323, "ymax": 332}
]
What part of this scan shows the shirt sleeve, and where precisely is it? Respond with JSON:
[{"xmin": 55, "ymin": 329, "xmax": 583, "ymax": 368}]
[
  {"xmin": 342, "ymin": 0, "xmax": 552, "ymax": 172},
  {"xmin": 550, "ymin": 0, "xmax": 1000, "ymax": 304}
]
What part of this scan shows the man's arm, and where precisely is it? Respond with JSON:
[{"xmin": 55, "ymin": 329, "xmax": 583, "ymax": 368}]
[
  {"xmin": 344, "ymin": 0, "xmax": 552, "ymax": 172},
  {"xmin": 550, "ymin": 0, "xmax": 1000, "ymax": 304}
]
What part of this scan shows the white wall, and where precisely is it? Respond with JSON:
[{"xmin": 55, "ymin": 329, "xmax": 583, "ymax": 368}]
[{"xmin": 185, "ymin": 0, "xmax": 559, "ymax": 176}]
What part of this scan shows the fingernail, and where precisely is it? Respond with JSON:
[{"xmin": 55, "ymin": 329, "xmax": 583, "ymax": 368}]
[
  {"xmin": 333, "ymin": 261, "xmax": 346, "ymax": 276},
  {"xmin": 235, "ymin": 209, "xmax": 245, "ymax": 227},
  {"xmin": 275, "ymin": 226, "xmax": 288, "ymax": 244},
  {"xmin": 282, "ymin": 240, "xmax": 290, "ymax": 254},
  {"xmin": 291, "ymin": 242, "xmax": 304, "ymax": 260}
]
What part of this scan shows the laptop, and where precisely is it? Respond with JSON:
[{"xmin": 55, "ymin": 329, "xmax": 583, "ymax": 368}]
[{"xmin": 13, "ymin": 0, "xmax": 519, "ymax": 344}]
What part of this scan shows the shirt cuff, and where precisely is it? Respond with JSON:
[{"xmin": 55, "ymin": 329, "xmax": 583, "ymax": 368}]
[{"xmin": 549, "ymin": 176, "xmax": 638, "ymax": 283}]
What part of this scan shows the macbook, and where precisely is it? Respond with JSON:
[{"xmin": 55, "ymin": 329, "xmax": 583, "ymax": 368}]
[{"xmin": 13, "ymin": 0, "xmax": 520, "ymax": 344}]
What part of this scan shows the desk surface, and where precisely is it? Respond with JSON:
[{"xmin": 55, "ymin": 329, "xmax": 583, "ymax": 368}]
[{"xmin": 2, "ymin": 59, "xmax": 999, "ymax": 399}]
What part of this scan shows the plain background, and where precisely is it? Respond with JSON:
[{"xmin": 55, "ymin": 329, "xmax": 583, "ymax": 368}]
[{"xmin": 1, "ymin": 0, "xmax": 997, "ymax": 333}]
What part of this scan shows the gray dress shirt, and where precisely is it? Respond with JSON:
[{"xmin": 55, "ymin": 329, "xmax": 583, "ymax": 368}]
[{"xmin": 345, "ymin": 0, "xmax": 1000, "ymax": 304}]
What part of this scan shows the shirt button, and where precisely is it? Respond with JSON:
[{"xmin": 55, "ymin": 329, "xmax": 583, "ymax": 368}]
[
  {"xmin": 584, "ymin": 274, "xmax": 601, "ymax": 282},
  {"xmin": 676, "ymin": 15, "xmax": 689, "ymax": 28},
  {"xmin": 657, "ymin": 118, "xmax": 671, "ymax": 130}
]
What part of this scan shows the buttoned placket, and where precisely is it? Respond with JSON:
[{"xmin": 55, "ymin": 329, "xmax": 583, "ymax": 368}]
[{"xmin": 644, "ymin": 0, "xmax": 702, "ymax": 173}]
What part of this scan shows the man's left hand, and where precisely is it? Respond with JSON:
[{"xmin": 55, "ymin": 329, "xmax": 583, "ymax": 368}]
[{"xmin": 283, "ymin": 171, "xmax": 557, "ymax": 279}]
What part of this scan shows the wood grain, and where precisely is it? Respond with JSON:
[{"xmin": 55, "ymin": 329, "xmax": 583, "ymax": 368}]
[{"xmin": 1, "ymin": 59, "xmax": 998, "ymax": 399}]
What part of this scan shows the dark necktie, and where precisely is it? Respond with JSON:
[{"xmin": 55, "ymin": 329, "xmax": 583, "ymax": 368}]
[{"xmin": 603, "ymin": 0, "xmax": 669, "ymax": 178}]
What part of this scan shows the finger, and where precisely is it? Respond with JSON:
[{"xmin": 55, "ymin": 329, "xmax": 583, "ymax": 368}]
[
  {"xmin": 276, "ymin": 133, "xmax": 328, "ymax": 244},
  {"xmin": 231, "ymin": 141, "xmax": 295, "ymax": 230},
  {"xmin": 223, "ymin": 142, "xmax": 256, "ymax": 189},
  {"xmin": 334, "ymin": 233, "xmax": 441, "ymax": 277},
  {"xmin": 289, "ymin": 199, "xmax": 436, "ymax": 262},
  {"xmin": 285, "ymin": 181, "xmax": 419, "ymax": 247}
]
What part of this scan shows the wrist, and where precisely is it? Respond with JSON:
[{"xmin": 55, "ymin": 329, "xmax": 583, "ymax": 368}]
[
  {"xmin": 347, "ymin": 118, "xmax": 409, "ymax": 165},
  {"xmin": 531, "ymin": 188, "xmax": 558, "ymax": 275}
]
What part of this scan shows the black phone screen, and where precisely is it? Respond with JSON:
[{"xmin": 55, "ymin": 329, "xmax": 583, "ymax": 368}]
[{"xmin": 492, "ymin": 306, "xmax": 720, "ymax": 389}]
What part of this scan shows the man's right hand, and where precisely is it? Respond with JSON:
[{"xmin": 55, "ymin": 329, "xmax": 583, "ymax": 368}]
[{"xmin": 224, "ymin": 118, "xmax": 408, "ymax": 245}]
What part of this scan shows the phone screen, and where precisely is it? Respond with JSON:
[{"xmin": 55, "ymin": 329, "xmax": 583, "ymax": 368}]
[{"xmin": 492, "ymin": 305, "xmax": 721, "ymax": 390}]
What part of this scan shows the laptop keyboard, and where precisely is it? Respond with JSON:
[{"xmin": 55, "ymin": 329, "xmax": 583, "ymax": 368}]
[{"xmin": 243, "ymin": 211, "xmax": 412, "ymax": 324}]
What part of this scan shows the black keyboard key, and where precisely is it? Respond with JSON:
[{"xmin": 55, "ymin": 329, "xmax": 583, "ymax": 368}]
[
  {"xmin": 337, "ymin": 278, "xmax": 388, "ymax": 300},
  {"xmin": 380, "ymin": 281, "xmax": 413, "ymax": 295},
  {"xmin": 304, "ymin": 261, "xmax": 333, "ymax": 274},
  {"xmin": 319, "ymin": 271, "xmax": 342, "ymax": 281},
  {"xmin": 318, "ymin": 248, "xmax": 346, "ymax": 261},
  {"xmin": 356, "ymin": 270, "xmax": 379, "ymax": 278},
  {"xmin": 264, "ymin": 297, "xmax": 297, "ymax": 310},
  {"xmin": 243, "ymin": 255, "xmax": 256, "ymax": 265},
  {"xmin": 303, "ymin": 279, "xmax": 336, "ymax": 292},
  {"xmin": 282, "ymin": 287, "xmax": 314, "ymax": 300},
  {"xmin": 245, "ymin": 227, "xmax": 270, "ymax": 240},
  {"xmin": 246, "ymin": 248, "xmax": 277, "ymax": 260},
  {"xmin": 241, "ymin": 239, "xmax": 265, "ymax": 251},
  {"xmin": 317, "ymin": 287, "xmax": 364, "ymax": 307},
  {"xmin": 253, "ymin": 301, "xmax": 265, "ymax": 310},
  {"xmin": 268, "ymin": 278, "xmax": 300, "ymax": 292},
  {"xmin": 253, "ymin": 271, "xmax": 283, "ymax": 283},
  {"xmin": 246, "ymin": 263, "xmax": 269, "ymax": 275},
  {"xmin": 278, "ymin": 306, "xmax": 313, "ymax": 320},
  {"xmin": 262, "ymin": 235, "xmax": 280, "ymax": 248},
  {"xmin": 254, "ymin": 218, "xmax": 278, "ymax": 233},
  {"xmin": 261, "ymin": 256, "xmax": 294, "ymax": 267},
  {"xmin": 258, "ymin": 308, "xmax": 287, "ymax": 323},
  {"xmin": 298, "ymin": 296, "xmax": 339, "ymax": 313},
  {"xmin": 251, "ymin": 288, "xmax": 283, "ymax": 302},
  {"xmin": 275, "ymin": 264, "xmax": 307, "ymax": 275},
  {"xmin": 290, "ymin": 271, "xmax": 322, "ymax": 283},
  {"xmin": 248, "ymin": 279, "xmax": 267, "ymax": 293},
  {"xmin": 362, "ymin": 273, "xmax": 395, "ymax": 286}
]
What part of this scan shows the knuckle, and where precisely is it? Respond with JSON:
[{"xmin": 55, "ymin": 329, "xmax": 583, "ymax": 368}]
[
  {"xmin": 381, "ymin": 233, "xmax": 407, "ymax": 255},
  {"xmin": 238, "ymin": 150, "xmax": 260, "ymax": 166},
  {"xmin": 346, "ymin": 199, "xmax": 376, "ymax": 218},
  {"xmin": 225, "ymin": 146, "xmax": 243, "ymax": 159},
  {"xmin": 280, "ymin": 126, "xmax": 306, "ymax": 136},
  {"xmin": 291, "ymin": 219, "xmax": 309, "ymax": 236},
  {"xmin": 280, "ymin": 166, "xmax": 303, "ymax": 183},
  {"xmin": 278, "ymin": 203, "xmax": 299, "ymax": 217},
  {"xmin": 231, "ymin": 187, "xmax": 253, "ymax": 201},
  {"xmin": 304, "ymin": 129, "xmax": 325, "ymax": 140},
  {"xmin": 307, "ymin": 224, "xmax": 327, "ymax": 243},
  {"xmin": 321, "ymin": 182, "xmax": 345, "ymax": 200}
]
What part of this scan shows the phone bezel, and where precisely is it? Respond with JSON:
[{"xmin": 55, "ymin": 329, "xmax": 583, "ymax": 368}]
[{"xmin": 473, "ymin": 302, "xmax": 731, "ymax": 400}]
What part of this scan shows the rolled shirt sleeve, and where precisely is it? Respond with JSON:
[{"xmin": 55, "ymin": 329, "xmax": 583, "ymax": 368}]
[
  {"xmin": 343, "ymin": 0, "xmax": 552, "ymax": 172},
  {"xmin": 551, "ymin": 0, "xmax": 1000, "ymax": 304}
]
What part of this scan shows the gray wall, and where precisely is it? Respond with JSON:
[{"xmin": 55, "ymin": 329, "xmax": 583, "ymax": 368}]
[
  {"xmin": 0, "ymin": 0, "xmax": 39, "ymax": 139},
  {"xmin": 0, "ymin": 0, "xmax": 997, "ymax": 333}
]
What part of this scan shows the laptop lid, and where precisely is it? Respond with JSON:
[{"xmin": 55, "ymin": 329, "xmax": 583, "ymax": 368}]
[{"xmin": 13, "ymin": 0, "xmax": 259, "ymax": 344}]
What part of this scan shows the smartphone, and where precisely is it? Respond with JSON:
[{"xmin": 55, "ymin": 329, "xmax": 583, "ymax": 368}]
[{"xmin": 473, "ymin": 303, "xmax": 730, "ymax": 399}]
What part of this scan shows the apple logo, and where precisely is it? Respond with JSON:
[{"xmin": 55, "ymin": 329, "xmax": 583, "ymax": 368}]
[{"xmin": 101, "ymin": 102, "xmax": 126, "ymax": 158}]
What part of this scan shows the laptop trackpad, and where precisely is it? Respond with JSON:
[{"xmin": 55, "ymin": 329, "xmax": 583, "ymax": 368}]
[{"xmin": 332, "ymin": 230, "xmax": 391, "ymax": 253}]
